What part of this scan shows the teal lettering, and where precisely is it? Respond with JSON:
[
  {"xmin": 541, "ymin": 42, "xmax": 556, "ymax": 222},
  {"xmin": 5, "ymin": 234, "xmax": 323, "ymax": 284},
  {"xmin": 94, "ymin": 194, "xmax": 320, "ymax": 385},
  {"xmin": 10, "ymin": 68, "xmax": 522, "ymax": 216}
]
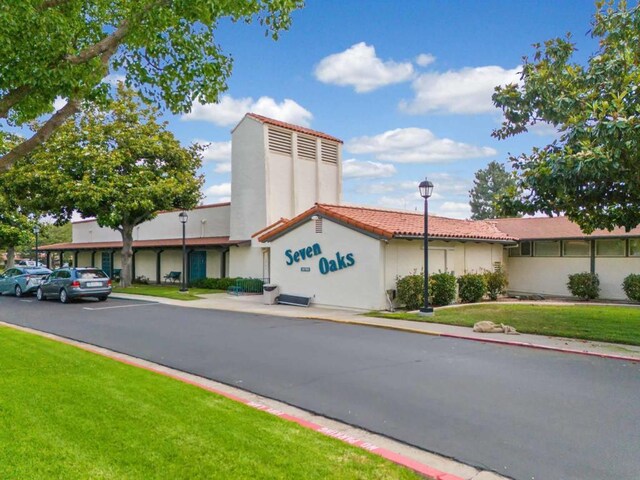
[
  {"xmin": 312, "ymin": 243, "xmax": 322, "ymax": 255},
  {"xmin": 293, "ymin": 251, "xmax": 300, "ymax": 262},
  {"xmin": 329, "ymin": 260, "xmax": 338, "ymax": 272},
  {"xmin": 305, "ymin": 246, "xmax": 313, "ymax": 258},
  {"xmin": 319, "ymin": 257, "xmax": 329, "ymax": 274},
  {"xmin": 346, "ymin": 253, "xmax": 355, "ymax": 266},
  {"xmin": 336, "ymin": 252, "xmax": 347, "ymax": 269},
  {"xmin": 285, "ymin": 250, "xmax": 294, "ymax": 266}
]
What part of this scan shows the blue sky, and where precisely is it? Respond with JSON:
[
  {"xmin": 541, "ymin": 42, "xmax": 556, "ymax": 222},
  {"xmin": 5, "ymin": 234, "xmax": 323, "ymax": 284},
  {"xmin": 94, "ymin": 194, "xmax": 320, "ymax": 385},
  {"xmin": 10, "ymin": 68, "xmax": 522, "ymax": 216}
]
[{"xmin": 97, "ymin": 2, "xmax": 605, "ymax": 217}]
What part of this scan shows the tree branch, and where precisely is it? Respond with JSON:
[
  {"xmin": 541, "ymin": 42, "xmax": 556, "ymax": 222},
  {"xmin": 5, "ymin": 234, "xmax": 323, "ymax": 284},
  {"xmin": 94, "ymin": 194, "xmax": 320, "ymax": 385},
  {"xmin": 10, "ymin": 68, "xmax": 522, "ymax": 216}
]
[
  {"xmin": 0, "ymin": 86, "xmax": 31, "ymax": 119},
  {"xmin": 38, "ymin": 0, "xmax": 71, "ymax": 11}
]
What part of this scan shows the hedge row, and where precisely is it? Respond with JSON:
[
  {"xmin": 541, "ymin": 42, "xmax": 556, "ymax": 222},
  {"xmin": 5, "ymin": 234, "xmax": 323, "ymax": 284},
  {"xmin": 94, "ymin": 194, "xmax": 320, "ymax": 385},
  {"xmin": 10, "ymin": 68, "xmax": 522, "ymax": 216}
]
[{"xmin": 190, "ymin": 277, "xmax": 264, "ymax": 293}]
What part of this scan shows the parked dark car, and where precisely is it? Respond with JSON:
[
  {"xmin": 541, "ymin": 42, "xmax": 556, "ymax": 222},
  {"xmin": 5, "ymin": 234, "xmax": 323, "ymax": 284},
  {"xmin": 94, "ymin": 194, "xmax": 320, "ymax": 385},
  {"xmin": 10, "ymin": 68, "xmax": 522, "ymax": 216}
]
[
  {"xmin": 37, "ymin": 268, "xmax": 112, "ymax": 303},
  {"xmin": 0, "ymin": 267, "xmax": 52, "ymax": 297}
]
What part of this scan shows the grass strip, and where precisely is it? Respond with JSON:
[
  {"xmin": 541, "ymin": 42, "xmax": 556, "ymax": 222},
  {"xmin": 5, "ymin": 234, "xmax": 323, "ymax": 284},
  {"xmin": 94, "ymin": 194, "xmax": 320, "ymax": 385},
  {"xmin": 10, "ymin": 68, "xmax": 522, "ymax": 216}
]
[
  {"xmin": 0, "ymin": 326, "xmax": 420, "ymax": 480},
  {"xmin": 368, "ymin": 304, "xmax": 640, "ymax": 346},
  {"xmin": 112, "ymin": 284, "xmax": 224, "ymax": 301}
]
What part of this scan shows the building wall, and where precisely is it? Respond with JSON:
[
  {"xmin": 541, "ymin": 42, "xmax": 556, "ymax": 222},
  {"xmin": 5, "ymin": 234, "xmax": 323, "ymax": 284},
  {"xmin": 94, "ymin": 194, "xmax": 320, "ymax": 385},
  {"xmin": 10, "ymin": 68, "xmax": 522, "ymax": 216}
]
[
  {"xmin": 228, "ymin": 244, "xmax": 265, "ymax": 279},
  {"xmin": 268, "ymin": 219, "xmax": 386, "ymax": 310},
  {"xmin": 506, "ymin": 257, "xmax": 590, "ymax": 297},
  {"xmin": 229, "ymin": 117, "xmax": 267, "ymax": 241},
  {"xmin": 506, "ymin": 255, "xmax": 640, "ymax": 299},
  {"xmin": 72, "ymin": 205, "xmax": 231, "ymax": 244}
]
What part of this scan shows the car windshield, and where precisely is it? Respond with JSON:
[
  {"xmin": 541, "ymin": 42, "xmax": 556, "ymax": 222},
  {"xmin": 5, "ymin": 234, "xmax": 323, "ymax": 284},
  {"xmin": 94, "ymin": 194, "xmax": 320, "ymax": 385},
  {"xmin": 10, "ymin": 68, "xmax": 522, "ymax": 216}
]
[
  {"xmin": 77, "ymin": 270, "xmax": 108, "ymax": 279},
  {"xmin": 24, "ymin": 268, "xmax": 51, "ymax": 275}
]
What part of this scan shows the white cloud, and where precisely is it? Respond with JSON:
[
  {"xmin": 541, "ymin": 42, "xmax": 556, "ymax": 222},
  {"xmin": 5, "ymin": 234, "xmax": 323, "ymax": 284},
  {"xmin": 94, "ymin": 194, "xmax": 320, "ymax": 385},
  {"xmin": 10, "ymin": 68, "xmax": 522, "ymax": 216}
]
[
  {"xmin": 346, "ymin": 128, "xmax": 496, "ymax": 163},
  {"xmin": 205, "ymin": 182, "xmax": 231, "ymax": 197},
  {"xmin": 314, "ymin": 42, "xmax": 414, "ymax": 93},
  {"xmin": 434, "ymin": 201, "xmax": 471, "ymax": 219},
  {"xmin": 104, "ymin": 73, "xmax": 126, "ymax": 86},
  {"xmin": 182, "ymin": 95, "xmax": 312, "ymax": 127},
  {"xmin": 400, "ymin": 65, "xmax": 520, "ymax": 114},
  {"xmin": 53, "ymin": 97, "xmax": 66, "ymax": 112},
  {"xmin": 342, "ymin": 159, "xmax": 396, "ymax": 179},
  {"xmin": 377, "ymin": 193, "xmax": 423, "ymax": 211},
  {"xmin": 196, "ymin": 140, "xmax": 231, "ymax": 163},
  {"xmin": 415, "ymin": 53, "xmax": 436, "ymax": 67},
  {"xmin": 214, "ymin": 163, "xmax": 231, "ymax": 174}
]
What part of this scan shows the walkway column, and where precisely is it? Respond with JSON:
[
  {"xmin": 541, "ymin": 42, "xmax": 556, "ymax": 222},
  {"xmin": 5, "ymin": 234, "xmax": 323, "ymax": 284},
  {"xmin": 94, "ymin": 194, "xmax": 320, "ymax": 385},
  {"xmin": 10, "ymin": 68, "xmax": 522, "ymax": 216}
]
[
  {"xmin": 110, "ymin": 250, "xmax": 115, "ymax": 277},
  {"xmin": 59, "ymin": 251, "xmax": 64, "ymax": 267},
  {"xmin": 156, "ymin": 249, "xmax": 163, "ymax": 284},
  {"xmin": 73, "ymin": 251, "xmax": 79, "ymax": 268},
  {"xmin": 132, "ymin": 250, "xmax": 137, "ymax": 280},
  {"xmin": 91, "ymin": 250, "xmax": 96, "ymax": 268}
]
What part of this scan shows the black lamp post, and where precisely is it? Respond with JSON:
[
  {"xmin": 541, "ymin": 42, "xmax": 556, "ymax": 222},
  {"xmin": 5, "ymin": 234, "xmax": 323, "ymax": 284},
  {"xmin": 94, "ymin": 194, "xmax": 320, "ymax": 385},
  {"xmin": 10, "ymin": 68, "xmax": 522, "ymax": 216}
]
[
  {"xmin": 179, "ymin": 211, "xmax": 188, "ymax": 292},
  {"xmin": 418, "ymin": 178, "xmax": 434, "ymax": 316},
  {"xmin": 33, "ymin": 224, "xmax": 41, "ymax": 266}
]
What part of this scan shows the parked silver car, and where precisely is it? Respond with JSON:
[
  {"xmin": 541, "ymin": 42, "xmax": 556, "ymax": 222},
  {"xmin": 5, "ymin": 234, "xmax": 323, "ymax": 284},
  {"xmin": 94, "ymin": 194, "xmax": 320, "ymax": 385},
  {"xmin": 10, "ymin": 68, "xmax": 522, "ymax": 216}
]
[
  {"xmin": 37, "ymin": 268, "xmax": 112, "ymax": 303},
  {"xmin": 0, "ymin": 267, "xmax": 52, "ymax": 297}
]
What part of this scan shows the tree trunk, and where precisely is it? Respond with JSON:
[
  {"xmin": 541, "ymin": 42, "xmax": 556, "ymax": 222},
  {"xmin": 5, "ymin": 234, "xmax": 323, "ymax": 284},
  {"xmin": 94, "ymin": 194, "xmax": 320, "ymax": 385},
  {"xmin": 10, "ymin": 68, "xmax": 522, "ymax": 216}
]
[
  {"xmin": 6, "ymin": 246, "xmax": 15, "ymax": 268},
  {"xmin": 120, "ymin": 224, "xmax": 134, "ymax": 287}
]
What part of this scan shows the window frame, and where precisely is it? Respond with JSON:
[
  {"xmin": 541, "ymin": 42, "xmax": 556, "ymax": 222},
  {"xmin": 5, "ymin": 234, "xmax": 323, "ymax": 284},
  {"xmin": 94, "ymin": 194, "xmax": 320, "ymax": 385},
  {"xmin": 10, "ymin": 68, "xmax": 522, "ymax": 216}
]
[
  {"xmin": 534, "ymin": 240, "xmax": 561, "ymax": 257},
  {"xmin": 595, "ymin": 238, "xmax": 626, "ymax": 257},
  {"xmin": 562, "ymin": 240, "xmax": 591, "ymax": 257}
]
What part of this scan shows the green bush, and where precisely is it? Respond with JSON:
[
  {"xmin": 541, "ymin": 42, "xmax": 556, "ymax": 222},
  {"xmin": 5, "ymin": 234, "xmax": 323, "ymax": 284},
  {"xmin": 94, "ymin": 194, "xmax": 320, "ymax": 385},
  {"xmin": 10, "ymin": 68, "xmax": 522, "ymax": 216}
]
[
  {"xmin": 622, "ymin": 274, "xmax": 640, "ymax": 302},
  {"xmin": 457, "ymin": 273, "xmax": 487, "ymax": 303},
  {"xmin": 430, "ymin": 272, "xmax": 457, "ymax": 306},
  {"xmin": 484, "ymin": 266, "xmax": 508, "ymax": 301},
  {"xmin": 190, "ymin": 277, "xmax": 264, "ymax": 292},
  {"xmin": 396, "ymin": 273, "xmax": 424, "ymax": 311},
  {"xmin": 567, "ymin": 272, "xmax": 600, "ymax": 300}
]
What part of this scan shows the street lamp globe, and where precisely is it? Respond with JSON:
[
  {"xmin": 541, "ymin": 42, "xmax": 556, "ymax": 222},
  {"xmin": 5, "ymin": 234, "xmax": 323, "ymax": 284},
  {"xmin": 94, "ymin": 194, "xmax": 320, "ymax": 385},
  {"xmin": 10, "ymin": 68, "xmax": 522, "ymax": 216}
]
[
  {"xmin": 33, "ymin": 225, "xmax": 41, "ymax": 235},
  {"xmin": 419, "ymin": 179, "xmax": 434, "ymax": 199},
  {"xmin": 179, "ymin": 211, "xmax": 189, "ymax": 224}
]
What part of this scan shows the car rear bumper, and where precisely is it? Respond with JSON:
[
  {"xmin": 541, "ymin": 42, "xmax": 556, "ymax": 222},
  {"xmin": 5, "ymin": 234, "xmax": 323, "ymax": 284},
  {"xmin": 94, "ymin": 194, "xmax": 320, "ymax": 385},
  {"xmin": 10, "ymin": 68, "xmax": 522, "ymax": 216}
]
[{"xmin": 68, "ymin": 287, "xmax": 112, "ymax": 298}]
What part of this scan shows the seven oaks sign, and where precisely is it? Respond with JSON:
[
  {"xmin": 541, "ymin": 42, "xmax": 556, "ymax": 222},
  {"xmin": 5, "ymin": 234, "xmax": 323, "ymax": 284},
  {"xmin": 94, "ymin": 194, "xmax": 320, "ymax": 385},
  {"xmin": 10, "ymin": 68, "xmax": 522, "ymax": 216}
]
[{"xmin": 285, "ymin": 243, "xmax": 355, "ymax": 275}]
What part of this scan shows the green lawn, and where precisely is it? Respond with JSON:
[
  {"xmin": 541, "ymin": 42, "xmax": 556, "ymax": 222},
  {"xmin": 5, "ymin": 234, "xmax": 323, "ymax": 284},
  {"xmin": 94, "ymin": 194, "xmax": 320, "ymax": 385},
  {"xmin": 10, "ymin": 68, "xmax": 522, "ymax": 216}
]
[
  {"xmin": 0, "ymin": 326, "xmax": 420, "ymax": 480},
  {"xmin": 368, "ymin": 304, "xmax": 640, "ymax": 346},
  {"xmin": 112, "ymin": 284, "xmax": 224, "ymax": 300}
]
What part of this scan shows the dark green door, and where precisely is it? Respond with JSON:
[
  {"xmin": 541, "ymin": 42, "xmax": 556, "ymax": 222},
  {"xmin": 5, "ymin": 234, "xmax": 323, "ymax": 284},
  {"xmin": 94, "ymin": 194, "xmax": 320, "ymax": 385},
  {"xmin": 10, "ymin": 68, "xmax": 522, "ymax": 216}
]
[
  {"xmin": 189, "ymin": 251, "xmax": 207, "ymax": 283},
  {"xmin": 101, "ymin": 252, "xmax": 112, "ymax": 277}
]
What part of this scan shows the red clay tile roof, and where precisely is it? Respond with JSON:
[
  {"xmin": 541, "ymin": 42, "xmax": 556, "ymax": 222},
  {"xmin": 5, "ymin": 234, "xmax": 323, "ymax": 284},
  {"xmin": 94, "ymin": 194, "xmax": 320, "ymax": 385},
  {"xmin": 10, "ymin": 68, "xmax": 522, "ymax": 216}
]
[
  {"xmin": 258, "ymin": 204, "xmax": 516, "ymax": 243},
  {"xmin": 245, "ymin": 113, "xmax": 343, "ymax": 143},
  {"xmin": 40, "ymin": 236, "xmax": 243, "ymax": 251},
  {"xmin": 490, "ymin": 216, "xmax": 640, "ymax": 240}
]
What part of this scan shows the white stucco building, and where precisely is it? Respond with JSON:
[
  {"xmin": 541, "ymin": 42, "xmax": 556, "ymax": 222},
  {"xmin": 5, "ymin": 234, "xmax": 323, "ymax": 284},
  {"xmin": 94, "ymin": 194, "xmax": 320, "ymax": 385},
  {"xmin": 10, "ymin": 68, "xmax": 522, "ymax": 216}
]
[{"xmin": 42, "ymin": 113, "xmax": 640, "ymax": 309}]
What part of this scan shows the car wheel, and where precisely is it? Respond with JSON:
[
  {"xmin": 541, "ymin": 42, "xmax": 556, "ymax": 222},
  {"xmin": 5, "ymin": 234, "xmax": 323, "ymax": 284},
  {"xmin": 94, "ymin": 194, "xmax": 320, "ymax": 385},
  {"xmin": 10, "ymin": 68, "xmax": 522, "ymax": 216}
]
[
  {"xmin": 59, "ymin": 288, "xmax": 70, "ymax": 304},
  {"xmin": 14, "ymin": 285, "xmax": 23, "ymax": 297},
  {"xmin": 36, "ymin": 288, "xmax": 46, "ymax": 301},
  {"xmin": 98, "ymin": 296, "xmax": 108, "ymax": 302}
]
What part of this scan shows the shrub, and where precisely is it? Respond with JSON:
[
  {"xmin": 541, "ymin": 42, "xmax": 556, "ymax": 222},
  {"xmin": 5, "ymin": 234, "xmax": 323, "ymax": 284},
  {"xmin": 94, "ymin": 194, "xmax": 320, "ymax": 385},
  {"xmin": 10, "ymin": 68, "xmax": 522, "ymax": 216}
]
[
  {"xmin": 457, "ymin": 273, "xmax": 487, "ymax": 303},
  {"xmin": 622, "ymin": 274, "xmax": 640, "ymax": 302},
  {"xmin": 396, "ymin": 273, "xmax": 425, "ymax": 311},
  {"xmin": 190, "ymin": 277, "xmax": 239, "ymax": 289},
  {"xmin": 430, "ymin": 272, "xmax": 457, "ymax": 306},
  {"xmin": 567, "ymin": 272, "xmax": 600, "ymax": 300},
  {"xmin": 484, "ymin": 266, "xmax": 508, "ymax": 301}
]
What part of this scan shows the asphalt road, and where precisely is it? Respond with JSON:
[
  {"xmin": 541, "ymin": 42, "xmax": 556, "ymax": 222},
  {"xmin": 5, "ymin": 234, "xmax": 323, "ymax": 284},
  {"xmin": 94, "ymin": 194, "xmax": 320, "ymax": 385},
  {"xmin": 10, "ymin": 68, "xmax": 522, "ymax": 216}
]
[{"xmin": 2, "ymin": 296, "xmax": 639, "ymax": 480}]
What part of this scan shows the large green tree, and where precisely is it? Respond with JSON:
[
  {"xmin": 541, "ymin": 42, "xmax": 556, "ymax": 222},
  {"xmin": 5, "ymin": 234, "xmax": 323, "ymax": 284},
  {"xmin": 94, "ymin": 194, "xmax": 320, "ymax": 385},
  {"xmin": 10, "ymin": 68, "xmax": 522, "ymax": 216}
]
[
  {"xmin": 492, "ymin": 1, "xmax": 640, "ymax": 232},
  {"xmin": 469, "ymin": 161, "xmax": 518, "ymax": 220},
  {"xmin": 0, "ymin": 0, "xmax": 302, "ymax": 170},
  {"xmin": 11, "ymin": 86, "xmax": 204, "ymax": 286}
]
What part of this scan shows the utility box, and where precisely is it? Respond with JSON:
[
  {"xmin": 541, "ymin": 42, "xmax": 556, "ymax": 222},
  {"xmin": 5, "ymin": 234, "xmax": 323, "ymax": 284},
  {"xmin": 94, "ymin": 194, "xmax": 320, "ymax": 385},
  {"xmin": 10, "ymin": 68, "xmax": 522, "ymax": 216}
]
[{"xmin": 263, "ymin": 284, "xmax": 280, "ymax": 305}]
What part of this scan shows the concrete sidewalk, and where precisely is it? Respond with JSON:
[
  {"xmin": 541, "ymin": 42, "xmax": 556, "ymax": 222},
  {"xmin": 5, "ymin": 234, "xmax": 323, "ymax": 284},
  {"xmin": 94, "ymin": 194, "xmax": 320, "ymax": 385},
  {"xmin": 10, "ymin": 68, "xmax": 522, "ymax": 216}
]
[{"xmin": 111, "ymin": 292, "xmax": 640, "ymax": 361}]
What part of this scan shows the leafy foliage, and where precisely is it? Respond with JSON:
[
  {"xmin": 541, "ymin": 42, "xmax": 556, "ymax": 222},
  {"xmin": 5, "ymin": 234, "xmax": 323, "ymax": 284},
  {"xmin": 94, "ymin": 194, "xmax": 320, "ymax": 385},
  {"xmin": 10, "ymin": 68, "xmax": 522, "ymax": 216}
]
[
  {"xmin": 430, "ymin": 272, "xmax": 457, "ymax": 306},
  {"xmin": 469, "ymin": 161, "xmax": 518, "ymax": 220},
  {"xmin": 622, "ymin": 274, "xmax": 640, "ymax": 302},
  {"xmin": 7, "ymin": 86, "xmax": 204, "ymax": 286},
  {"xmin": 457, "ymin": 273, "xmax": 487, "ymax": 303},
  {"xmin": 484, "ymin": 265, "xmax": 508, "ymax": 301},
  {"xmin": 396, "ymin": 273, "xmax": 426, "ymax": 311},
  {"xmin": 0, "ymin": 0, "xmax": 303, "ymax": 169},
  {"xmin": 492, "ymin": 1, "xmax": 640, "ymax": 232},
  {"xmin": 567, "ymin": 272, "xmax": 600, "ymax": 300}
]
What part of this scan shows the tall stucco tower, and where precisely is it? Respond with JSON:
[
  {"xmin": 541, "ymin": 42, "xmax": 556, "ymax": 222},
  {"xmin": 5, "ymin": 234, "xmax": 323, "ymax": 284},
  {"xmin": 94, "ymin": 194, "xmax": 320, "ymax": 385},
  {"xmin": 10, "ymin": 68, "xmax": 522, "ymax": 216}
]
[{"xmin": 229, "ymin": 113, "xmax": 343, "ymax": 241}]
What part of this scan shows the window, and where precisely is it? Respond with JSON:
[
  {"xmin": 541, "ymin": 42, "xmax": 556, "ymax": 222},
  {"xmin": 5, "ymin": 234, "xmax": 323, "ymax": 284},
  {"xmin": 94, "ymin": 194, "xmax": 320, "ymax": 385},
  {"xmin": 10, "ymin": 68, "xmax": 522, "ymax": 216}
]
[
  {"xmin": 563, "ymin": 240, "xmax": 590, "ymax": 257},
  {"xmin": 58, "ymin": 270, "xmax": 71, "ymax": 279},
  {"xmin": 508, "ymin": 241, "xmax": 532, "ymax": 257},
  {"xmin": 595, "ymin": 239, "xmax": 625, "ymax": 256},
  {"xmin": 630, "ymin": 239, "xmax": 640, "ymax": 257},
  {"xmin": 78, "ymin": 270, "xmax": 108, "ymax": 279},
  {"xmin": 534, "ymin": 240, "xmax": 561, "ymax": 257}
]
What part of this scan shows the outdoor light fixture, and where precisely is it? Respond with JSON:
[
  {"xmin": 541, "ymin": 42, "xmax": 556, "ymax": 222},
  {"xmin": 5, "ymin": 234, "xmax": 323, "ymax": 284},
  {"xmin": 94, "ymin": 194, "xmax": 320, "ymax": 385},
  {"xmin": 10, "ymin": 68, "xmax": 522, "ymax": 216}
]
[
  {"xmin": 418, "ymin": 178, "xmax": 434, "ymax": 316},
  {"xmin": 33, "ymin": 224, "xmax": 41, "ymax": 267},
  {"xmin": 179, "ymin": 212, "xmax": 188, "ymax": 292}
]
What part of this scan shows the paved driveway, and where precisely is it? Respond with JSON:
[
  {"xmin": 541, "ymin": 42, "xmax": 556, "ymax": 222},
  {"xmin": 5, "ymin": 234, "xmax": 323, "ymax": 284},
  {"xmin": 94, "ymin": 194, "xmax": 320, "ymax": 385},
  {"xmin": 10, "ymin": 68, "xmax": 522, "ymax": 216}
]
[{"xmin": 2, "ymin": 296, "xmax": 639, "ymax": 480}]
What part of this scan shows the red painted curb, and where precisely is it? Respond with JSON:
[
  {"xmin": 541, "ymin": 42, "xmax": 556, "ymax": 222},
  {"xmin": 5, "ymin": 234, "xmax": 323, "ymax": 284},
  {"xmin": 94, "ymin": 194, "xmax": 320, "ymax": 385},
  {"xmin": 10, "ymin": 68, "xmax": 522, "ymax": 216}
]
[
  {"xmin": 438, "ymin": 332, "xmax": 640, "ymax": 363},
  {"xmin": 66, "ymin": 341, "xmax": 464, "ymax": 480}
]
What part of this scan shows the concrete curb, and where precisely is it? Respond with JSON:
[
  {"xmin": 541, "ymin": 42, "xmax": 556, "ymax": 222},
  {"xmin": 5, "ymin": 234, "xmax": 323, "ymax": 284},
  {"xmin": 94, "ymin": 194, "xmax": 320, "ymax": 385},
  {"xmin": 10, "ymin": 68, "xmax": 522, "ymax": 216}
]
[{"xmin": 0, "ymin": 320, "xmax": 485, "ymax": 480}]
